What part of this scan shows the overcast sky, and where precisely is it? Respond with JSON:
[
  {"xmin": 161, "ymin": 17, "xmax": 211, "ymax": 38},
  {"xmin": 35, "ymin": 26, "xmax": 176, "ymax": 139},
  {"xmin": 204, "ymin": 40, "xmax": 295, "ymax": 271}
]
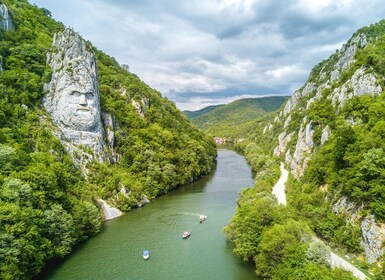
[{"xmin": 31, "ymin": 0, "xmax": 385, "ymax": 110}]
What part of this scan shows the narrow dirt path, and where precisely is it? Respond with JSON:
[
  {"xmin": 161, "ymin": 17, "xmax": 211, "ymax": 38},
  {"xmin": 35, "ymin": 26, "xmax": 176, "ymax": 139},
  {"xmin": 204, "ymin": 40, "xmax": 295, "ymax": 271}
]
[
  {"xmin": 272, "ymin": 162, "xmax": 288, "ymax": 205},
  {"xmin": 271, "ymin": 163, "xmax": 369, "ymax": 279}
]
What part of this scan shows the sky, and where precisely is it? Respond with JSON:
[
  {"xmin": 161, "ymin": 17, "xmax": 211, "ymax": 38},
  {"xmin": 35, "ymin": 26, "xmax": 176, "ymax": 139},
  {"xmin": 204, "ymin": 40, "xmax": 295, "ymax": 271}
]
[{"xmin": 31, "ymin": 0, "xmax": 385, "ymax": 111}]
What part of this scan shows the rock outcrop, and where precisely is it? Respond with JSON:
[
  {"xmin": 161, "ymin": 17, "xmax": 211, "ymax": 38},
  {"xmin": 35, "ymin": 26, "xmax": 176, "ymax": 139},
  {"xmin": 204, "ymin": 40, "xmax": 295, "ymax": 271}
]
[
  {"xmin": 98, "ymin": 199, "xmax": 123, "ymax": 221},
  {"xmin": 320, "ymin": 126, "xmax": 331, "ymax": 145},
  {"xmin": 328, "ymin": 34, "xmax": 368, "ymax": 83},
  {"xmin": 132, "ymin": 98, "xmax": 149, "ymax": 118},
  {"xmin": 267, "ymin": 23, "xmax": 385, "ymax": 266},
  {"xmin": 360, "ymin": 215, "xmax": 385, "ymax": 264},
  {"xmin": 288, "ymin": 121, "xmax": 314, "ymax": 177},
  {"xmin": 273, "ymin": 131, "xmax": 294, "ymax": 157},
  {"xmin": 0, "ymin": 3, "xmax": 14, "ymax": 31},
  {"xmin": 332, "ymin": 196, "xmax": 365, "ymax": 222},
  {"xmin": 330, "ymin": 67, "xmax": 382, "ymax": 109},
  {"xmin": 43, "ymin": 28, "xmax": 108, "ymax": 166}
]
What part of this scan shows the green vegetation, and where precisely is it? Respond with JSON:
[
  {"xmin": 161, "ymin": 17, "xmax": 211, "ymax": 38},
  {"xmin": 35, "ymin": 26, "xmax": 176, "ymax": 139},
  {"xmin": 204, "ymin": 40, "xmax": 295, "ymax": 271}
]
[
  {"xmin": 0, "ymin": 0, "xmax": 216, "ymax": 279},
  {"xmin": 225, "ymin": 142, "xmax": 356, "ymax": 279},
  {"xmin": 226, "ymin": 19, "xmax": 385, "ymax": 279},
  {"xmin": 183, "ymin": 104, "xmax": 224, "ymax": 119},
  {"xmin": 91, "ymin": 50, "xmax": 217, "ymax": 202},
  {"xmin": 185, "ymin": 96, "xmax": 289, "ymax": 140}
]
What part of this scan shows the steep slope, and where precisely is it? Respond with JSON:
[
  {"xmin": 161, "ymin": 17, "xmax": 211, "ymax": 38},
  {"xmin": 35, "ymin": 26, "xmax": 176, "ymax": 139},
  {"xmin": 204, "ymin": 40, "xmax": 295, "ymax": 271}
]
[
  {"xmin": 0, "ymin": 0, "xmax": 216, "ymax": 279},
  {"xmin": 185, "ymin": 96, "xmax": 288, "ymax": 139},
  {"xmin": 183, "ymin": 104, "xmax": 224, "ymax": 119},
  {"xmin": 225, "ymin": 20, "xmax": 385, "ymax": 278}
]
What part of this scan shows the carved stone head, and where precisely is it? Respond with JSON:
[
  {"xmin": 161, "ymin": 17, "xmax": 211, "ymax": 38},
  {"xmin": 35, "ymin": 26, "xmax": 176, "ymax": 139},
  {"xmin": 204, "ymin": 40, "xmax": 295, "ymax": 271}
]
[
  {"xmin": 43, "ymin": 29, "xmax": 106, "ymax": 163},
  {"xmin": 44, "ymin": 28, "xmax": 102, "ymax": 134}
]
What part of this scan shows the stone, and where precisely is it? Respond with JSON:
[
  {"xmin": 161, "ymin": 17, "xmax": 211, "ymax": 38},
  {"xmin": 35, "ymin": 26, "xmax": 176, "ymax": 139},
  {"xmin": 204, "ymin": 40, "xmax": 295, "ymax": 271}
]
[
  {"xmin": 132, "ymin": 98, "xmax": 149, "ymax": 118},
  {"xmin": 283, "ymin": 83, "xmax": 315, "ymax": 116},
  {"xmin": 0, "ymin": 4, "xmax": 14, "ymax": 31},
  {"xmin": 330, "ymin": 67, "xmax": 382, "ymax": 110},
  {"xmin": 102, "ymin": 113, "xmax": 117, "ymax": 149},
  {"xmin": 332, "ymin": 196, "xmax": 365, "ymax": 222},
  {"xmin": 119, "ymin": 185, "xmax": 130, "ymax": 198},
  {"xmin": 273, "ymin": 131, "xmax": 294, "ymax": 157},
  {"xmin": 320, "ymin": 126, "xmax": 331, "ymax": 145},
  {"xmin": 360, "ymin": 215, "xmax": 385, "ymax": 264},
  {"xmin": 43, "ymin": 28, "xmax": 106, "ymax": 165},
  {"xmin": 98, "ymin": 199, "xmax": 123, "ymax": 221},
  {"xmin": 328, "ymin": 33, "xmax": 368, "ymax": 83},
  {"xmin": 288, "ymin": 121, "xmax": 314, "ymax": 177},
  {"xmin": 283, "ymin": 115, "xmax": 291, "ymax": 129}
]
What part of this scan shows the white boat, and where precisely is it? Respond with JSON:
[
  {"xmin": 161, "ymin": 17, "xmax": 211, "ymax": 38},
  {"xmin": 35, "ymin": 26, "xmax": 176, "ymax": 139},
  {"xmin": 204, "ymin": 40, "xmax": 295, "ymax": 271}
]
[
  {"xmin": 143, "ymin": 250, "xmax": 149, "ymax": 260},
  {"xmin": 182, "ymin": 231, "xmax": 190, "ymax": 238},
  {"xmin": 199, "ymin": 215, "xmax": 206, "ymax": 223}
]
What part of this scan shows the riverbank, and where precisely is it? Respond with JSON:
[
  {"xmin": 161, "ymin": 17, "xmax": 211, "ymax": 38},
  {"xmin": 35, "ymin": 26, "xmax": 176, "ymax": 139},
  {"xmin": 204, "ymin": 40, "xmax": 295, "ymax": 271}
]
[
  {"xmin": 272, "ymin": 163, "xmax": 369, "ymax": 280},
  {"xmin": 38, "ymin": 150, "xmax": 257, "ymax": 280}
]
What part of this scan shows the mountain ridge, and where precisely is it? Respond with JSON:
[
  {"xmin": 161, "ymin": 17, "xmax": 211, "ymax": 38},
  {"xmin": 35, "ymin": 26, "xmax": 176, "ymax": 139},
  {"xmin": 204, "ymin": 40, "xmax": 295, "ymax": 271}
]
[
  {"xmin": 184, "ymin": 96, "xmax": 289, "ymax": 139},
  {"xmin": 225, "ymin": 19, "xmax": 385, "ymax": 278}
]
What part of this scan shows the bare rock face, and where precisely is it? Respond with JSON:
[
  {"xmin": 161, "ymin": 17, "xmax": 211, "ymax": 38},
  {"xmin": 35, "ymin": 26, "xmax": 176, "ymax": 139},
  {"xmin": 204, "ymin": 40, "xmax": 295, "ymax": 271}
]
[
  {"xmin": 360, "ymin": 215, "xmax": 385, "ymax": 264},
  {"xmin": 132, "ymin": 98, "xmax": 149, "ymax": 118},
  {"xmin": 273, "ymin": 131, "xmax": 294, "ymax": 157},
  {"xmin": 320, "ymin": 126, "xmax": 331, "ymax": 145},
  {"xmin": 330, "ymin": 67, "xmax": 382, "ymax": 109},
  {"xmin": 283, "ymin": 83, "xmax": 316, "ymax": 116},
  {"xmin": 0, "ymin": 3, "xmax": 14, "ymax": 31},
  {"xmin": 98, "ymin": 199, "xmax": 123, "ymax": 221},
  {"xmin": 329, "ymin": 34, "xmax": 368, "ymax": 83},
  {"xmin": 43, "ymin": 28, "xmax": 106, "ymax": 165},
  {"xmin": 102, "ymin": 113, "xmax": 116, "ymax": 150},
  {"xmin": 289, "ymin": 121, "xmax": 314, "ymax": 177},
  {"xmin": 332, "ymin": 196, "xmax": 365, "ymax": 222},
  {"xmin": 0, "ymin": 3, "xmax": 13, "ymax": 73}
]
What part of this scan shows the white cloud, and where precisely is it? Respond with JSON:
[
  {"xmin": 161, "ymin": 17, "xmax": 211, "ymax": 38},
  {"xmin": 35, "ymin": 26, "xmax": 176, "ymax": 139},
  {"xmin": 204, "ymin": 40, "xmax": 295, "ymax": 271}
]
[{"xmin": 32, "ymin": 0, "xmax": 385, "ymax": 110}]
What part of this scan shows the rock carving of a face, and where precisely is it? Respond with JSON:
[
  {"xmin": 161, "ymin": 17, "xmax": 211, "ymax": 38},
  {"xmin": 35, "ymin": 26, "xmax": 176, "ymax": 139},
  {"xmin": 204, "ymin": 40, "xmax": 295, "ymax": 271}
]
[
  {"xmin": 44, "ymin": 29, "xmax": 102, "ymax": 134},
  {"xmin": 55, "ymin": 62, "xmax": 99, "ymax": 132}
]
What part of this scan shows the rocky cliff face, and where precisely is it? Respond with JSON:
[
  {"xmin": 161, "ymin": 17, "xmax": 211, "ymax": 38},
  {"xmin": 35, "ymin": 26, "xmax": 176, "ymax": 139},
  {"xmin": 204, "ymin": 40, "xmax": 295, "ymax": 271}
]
[
  {"xmin": 264, "ymin": 26, "xmax": 385, "ymax": 263},
  {"xmin": 0, "ymin": 3, "xmax": 14, "ymax": 31},
  {"xmin": 43, "ymin": 28, "xmax": 115, "ymax": 168},
  {"xmin": 0, "ymin": 3, "xmax": 13, "ymax": 73},
  {"xmin": 360, "ymin": 215, "xmax": 385, "ymax": 264},
  {"xmin": 272, "ymin": 31, "xmax": 380, "ymax": 177}
]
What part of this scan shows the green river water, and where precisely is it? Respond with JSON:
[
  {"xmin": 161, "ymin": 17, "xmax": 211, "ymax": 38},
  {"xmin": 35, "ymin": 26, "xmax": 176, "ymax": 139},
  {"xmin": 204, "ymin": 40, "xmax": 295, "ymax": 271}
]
[{"xmin": 41, "ymin": 149, "xmax": 257, "ymax": 280}]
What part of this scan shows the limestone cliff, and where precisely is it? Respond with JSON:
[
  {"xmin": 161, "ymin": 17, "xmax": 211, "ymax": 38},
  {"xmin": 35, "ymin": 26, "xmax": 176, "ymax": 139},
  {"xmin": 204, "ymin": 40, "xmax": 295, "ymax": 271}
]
[
  {"xmin": 263, "ymin": 22, "xmax": 385, "ymax": 264},
  {"xmin": 272, "ymin": 30, "xmax": 381, "ymax": 177},
  {"xmin": 0, "ymin": 3, "xmax": 14, "ymax": 31},
  {"xmin": 0, "ymin": 3, "xmax": 13, "ymax": 73},
  {"xmin": 43, "ymin": 28, "xmax": 114, "ymax": 168}
]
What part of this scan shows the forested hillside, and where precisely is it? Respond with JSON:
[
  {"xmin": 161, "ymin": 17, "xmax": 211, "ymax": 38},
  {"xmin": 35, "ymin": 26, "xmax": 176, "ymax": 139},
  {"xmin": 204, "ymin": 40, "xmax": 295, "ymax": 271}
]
[
  {"xmin": 183, "ymin": 104, "xmax": 223, "ymax": 119},
  {"xmin": 184, "ymin": 96, "xmax": 288, "ymax": 140},
  {"xmin": 225, "ymin": 20, "xmax": 385, "ymax": 279},
  {"xmin": 0, "ymin": 0, "xmax": 216, "ymax": 279}
]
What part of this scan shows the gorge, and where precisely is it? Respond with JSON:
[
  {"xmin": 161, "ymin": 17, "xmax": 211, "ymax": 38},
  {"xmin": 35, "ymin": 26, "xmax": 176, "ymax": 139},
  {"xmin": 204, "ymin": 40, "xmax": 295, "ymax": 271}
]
[{"xmin": 39, "ymin": 149, "xmax": 256, "ymax": 280}]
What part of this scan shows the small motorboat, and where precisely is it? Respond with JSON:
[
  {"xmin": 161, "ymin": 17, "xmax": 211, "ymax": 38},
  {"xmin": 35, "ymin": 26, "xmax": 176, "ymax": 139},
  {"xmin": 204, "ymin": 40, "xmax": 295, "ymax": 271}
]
[
  {"xmin": 199, "ymin": 215, "xmax": 206, "ymax": 223},
  {"xmin": 182, "ymin": 231, "xmax": 191, "ymax": 239},
  {"xmin": 143, "ymin": 250, "xmax": 149, "ymax": 260}
]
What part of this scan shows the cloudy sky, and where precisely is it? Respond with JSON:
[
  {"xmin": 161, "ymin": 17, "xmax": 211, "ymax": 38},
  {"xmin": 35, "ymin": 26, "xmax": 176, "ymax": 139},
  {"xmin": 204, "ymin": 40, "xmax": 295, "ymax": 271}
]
[{"xmin": 32, "ymin": 0, "xmax": 385, "ymax": 110}]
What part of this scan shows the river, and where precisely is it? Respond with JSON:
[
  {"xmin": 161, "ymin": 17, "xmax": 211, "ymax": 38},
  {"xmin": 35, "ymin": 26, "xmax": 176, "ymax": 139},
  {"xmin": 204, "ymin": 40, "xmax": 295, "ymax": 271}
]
[{"xmin": 40, "ymin": 149, "xmax": 257, "ymax": 280}]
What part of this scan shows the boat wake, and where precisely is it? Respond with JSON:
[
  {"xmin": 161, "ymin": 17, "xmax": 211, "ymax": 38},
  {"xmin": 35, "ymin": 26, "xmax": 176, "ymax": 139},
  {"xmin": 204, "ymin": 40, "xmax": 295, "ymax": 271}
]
[{"xmin": 178, "ymin": 212, "xmax": 206, "ymax": 217}]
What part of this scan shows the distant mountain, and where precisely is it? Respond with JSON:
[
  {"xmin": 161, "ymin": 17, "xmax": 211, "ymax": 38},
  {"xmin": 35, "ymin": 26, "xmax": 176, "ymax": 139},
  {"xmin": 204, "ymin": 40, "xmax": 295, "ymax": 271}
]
[
  {"xmin": 183, "ymin": 104, "xmax": 224, "ymax": 119},
  {"xmin": 184, "ymin": 96, "xmax": 289, "ymax": 139}
]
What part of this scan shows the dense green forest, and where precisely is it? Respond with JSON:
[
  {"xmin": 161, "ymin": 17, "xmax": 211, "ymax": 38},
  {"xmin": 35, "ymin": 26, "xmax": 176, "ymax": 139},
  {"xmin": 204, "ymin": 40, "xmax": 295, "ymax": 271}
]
[
  {"xmin": 0, "ymin": 0, "xmax": 216, "ymax": 279},
  {"xmin": 184, "ymin": 96, "xmax": 288, "ymax": 140},
  {"xmin": 224, "ymin": 21, "xmax": 385, "ymax": 279},
  {"xmin": 183, "ymin": 104, "xmax": 223, "ymax": 119}
]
